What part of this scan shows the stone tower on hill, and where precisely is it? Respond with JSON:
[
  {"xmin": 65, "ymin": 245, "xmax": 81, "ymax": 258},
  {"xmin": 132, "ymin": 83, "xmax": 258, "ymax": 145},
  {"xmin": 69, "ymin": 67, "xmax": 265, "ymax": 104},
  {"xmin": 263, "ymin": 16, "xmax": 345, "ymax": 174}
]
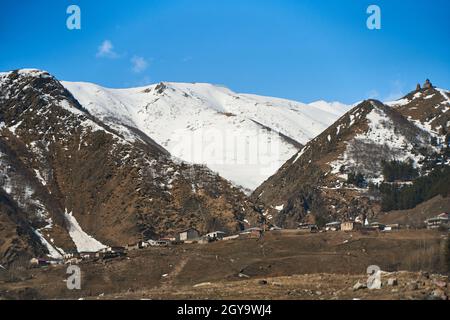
[{"xmin": 423, "ymin": 79, "xmax": 433, "ymax": 89}]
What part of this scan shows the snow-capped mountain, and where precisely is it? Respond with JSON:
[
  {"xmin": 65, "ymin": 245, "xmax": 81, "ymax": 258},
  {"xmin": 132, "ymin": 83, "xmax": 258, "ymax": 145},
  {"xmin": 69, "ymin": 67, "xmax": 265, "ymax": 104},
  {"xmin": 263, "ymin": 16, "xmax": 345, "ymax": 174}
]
[
  {"xmin": 62, "ymin": 81, "xmax": 350, "ymax": 190},
  {"xmin": 0, "ymin": 69, "xmax": 261, "ymax": 265},
  {"xmin": 252, "ymin": 82, "xmax": 450, "ymax": 228}
]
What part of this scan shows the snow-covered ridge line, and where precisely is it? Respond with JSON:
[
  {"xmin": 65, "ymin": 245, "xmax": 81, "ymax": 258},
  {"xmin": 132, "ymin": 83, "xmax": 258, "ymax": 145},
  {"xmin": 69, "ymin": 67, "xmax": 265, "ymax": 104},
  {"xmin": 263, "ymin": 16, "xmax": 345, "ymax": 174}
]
[
  {"xmin": 2, "ymin": 69, "xmax": 351, "ymax": 190},
  {"xmin": 1, "ymin": 70, "xmax": 141, "ymax": 148},
  {"xmin": 62, "ymin": 80, "xmax": 351, "ymax": 190}
]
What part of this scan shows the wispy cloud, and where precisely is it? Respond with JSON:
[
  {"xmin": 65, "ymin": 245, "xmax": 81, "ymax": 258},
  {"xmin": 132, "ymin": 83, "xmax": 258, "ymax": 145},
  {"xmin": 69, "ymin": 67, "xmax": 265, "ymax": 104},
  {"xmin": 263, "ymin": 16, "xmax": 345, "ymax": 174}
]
[
  {"xmin": 384, "ymin": 79, "xmax": 406, "ymax": 102},
  {"xmin": 131, "ymin": 56, "xmax": 149, "ymax": 73},
  {"xmin": 137, "ymin": 76, "xmax": 152, "ymax": 86},
  {"xmin": 367, "ymin": 80, "xmax": 407, "ymax": 103},
  {"xmin": 96, "ymin": 40, "xmax": 118, "ymax": 58},
  {"xmin": 182, "ymin": 56, "xmax": 193, "ymax": 63},
  {"xmin": 367, "ymin": 89, "xmax": 380, "ymax": 99}
]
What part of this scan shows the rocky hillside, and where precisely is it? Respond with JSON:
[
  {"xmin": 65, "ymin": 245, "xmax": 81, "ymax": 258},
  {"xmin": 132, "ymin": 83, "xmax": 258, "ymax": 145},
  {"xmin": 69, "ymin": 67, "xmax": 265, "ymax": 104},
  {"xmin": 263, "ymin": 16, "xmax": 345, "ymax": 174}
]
[
  {"xmin": 0, "ymin": 69, "xmax": 261, "ymax": 265},
  {"xmin": 253, "ymin": 83, "xmax": 450, "ymax": 228}
]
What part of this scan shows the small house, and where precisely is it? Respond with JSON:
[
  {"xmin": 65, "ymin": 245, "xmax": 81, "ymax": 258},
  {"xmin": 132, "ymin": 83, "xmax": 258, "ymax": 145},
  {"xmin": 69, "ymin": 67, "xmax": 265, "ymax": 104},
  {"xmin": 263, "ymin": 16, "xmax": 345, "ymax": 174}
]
[
  {"xmin": 147, "ymin": 239, "xmax": 158, "ymax": 246},
  {"xmin": 148, "ymin": 239, "xmax": 170, "ymax": 247},
  {"xmin": 222, "ymin": 235, "xmax": 239, "ymax": 241},
  {"xmin": 325, "ymin": 222, "xmax": 341, "ymax": 231},
  {"xmin": 64, "ymin": 257, "xmax": 82, "ymax": 265},
  {"xmin": 80, "ymin": 252, "xmax": 98, "ymax": 260},
  {"xmin": 425, "ymin": 213, "xmax": 449, "ymax": 230},
  {"xmin": 152, "ymin": 239, "xmax": 171, "ymax": 246},
  {"xmin": 384, "ymin": 224, "xmax": 400, "ymax": 232},
  {"xmin": 99, "ymin": 247, "xmax": 109, "ymax": 254},
  {"xmin": 298, "ymin": 224, "xmax": 319, "ymax": 233},
  {"xmin": 269, "ymin": 226, "xmax": 283, "ymax": 231},
  {"xmin": 205, "ymin": 231, "xmax": 227, "ymax": 240},
  {"xmin": 110, "ymin": 246, "xmax": 126, "ymax": 254},
  {"xmin": 138, "ymin": 241, "xmax": 149, "ymax": 249},
  {"xmin": 63, "ymin": 251, "xmax": 80, "ymax": 260},
  {"xmin": 341, "ymin": 221, "xmax": 362, "ymax": 232},
  {"xmin": 177, "ymin": 228, "xmax": 200, "ymax": 242},
  {"xmin": 370, "ymin": 222, "xmax": 386, "ymax": 231},
  {"xmin": 102, "ymin": 250, "xmax": 127, "ymax": 260},
  {"xmin": 99, "ymin": 246, "xmax": 126, "ymax": 255},
  {"xmin": 240, "ymin": 227, "xmax": 263, "ymax": 239},
  {"xmin": 126, "ymin": 243, "xmax": 140, "ymax": 251},
  {"xmin": 30, "ymin": 258, "xmax": 49, "ymax": 267}
]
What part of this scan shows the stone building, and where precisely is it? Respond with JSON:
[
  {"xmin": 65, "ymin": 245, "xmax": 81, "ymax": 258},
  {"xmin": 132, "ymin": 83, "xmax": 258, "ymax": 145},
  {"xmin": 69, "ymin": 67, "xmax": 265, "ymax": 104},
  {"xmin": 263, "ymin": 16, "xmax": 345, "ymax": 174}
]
[{"xmin": 423, "ymin": 79, "xmax": 433, "ymax": 89}]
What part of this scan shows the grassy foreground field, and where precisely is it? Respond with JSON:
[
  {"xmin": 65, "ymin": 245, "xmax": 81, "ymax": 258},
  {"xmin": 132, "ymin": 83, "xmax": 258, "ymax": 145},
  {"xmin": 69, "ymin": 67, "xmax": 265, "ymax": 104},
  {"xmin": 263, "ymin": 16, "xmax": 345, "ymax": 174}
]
[{"xmin": 1, "ymin": 230, "xmax": 448, "ymax": 300}]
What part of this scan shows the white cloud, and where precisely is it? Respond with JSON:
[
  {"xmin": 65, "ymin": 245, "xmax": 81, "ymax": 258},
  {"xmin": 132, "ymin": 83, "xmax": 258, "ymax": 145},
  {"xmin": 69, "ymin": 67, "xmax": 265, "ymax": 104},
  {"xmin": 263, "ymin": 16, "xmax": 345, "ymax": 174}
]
[
  {"xmin": 131, "ymin": 56, "xmax": 148, "ymax": 73},
  {"xmin": 96, "ymin": 40, "xmax": 118, "ymax": 58}
]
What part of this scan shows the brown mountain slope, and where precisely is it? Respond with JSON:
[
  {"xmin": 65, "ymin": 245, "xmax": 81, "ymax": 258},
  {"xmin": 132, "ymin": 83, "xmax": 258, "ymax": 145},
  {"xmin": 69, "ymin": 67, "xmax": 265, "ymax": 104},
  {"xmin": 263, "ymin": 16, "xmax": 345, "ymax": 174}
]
[
  {"xmin": 0, "ymin": 69, "xmax": 260, "ymax": 262},
  {"xmin": 0, "ymin": 190, "xmax": 48, "ymax": 268},
  {"xmin": 378, "ymin": 195, "xmax": 450, "ymax": 227},
  {"xmin": 252, "ymin": 99, "xmax": 436, "ymax": 228}
]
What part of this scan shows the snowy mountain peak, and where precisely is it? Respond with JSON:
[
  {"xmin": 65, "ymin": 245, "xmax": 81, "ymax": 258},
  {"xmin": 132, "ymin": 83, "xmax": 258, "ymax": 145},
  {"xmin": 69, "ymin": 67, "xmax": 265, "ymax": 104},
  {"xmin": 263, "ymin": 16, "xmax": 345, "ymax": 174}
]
[
  {"xmin": 62, "ymin": 80, "xmax": 351, "ymax": 190},
  {"xmin": 0, "ymin": 69, "xmax": 53, "ymax": 81},
  {"xmin": 2, "ymin": 68, "xmax": 351, "ymax": 191}
]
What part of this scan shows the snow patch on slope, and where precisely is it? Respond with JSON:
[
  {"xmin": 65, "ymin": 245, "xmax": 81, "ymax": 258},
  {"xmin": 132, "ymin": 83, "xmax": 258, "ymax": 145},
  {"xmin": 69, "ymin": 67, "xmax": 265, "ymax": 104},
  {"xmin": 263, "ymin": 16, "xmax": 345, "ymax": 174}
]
[
  {"xmin": 437, "ymin": 88, "xmax": 450, "ymax": 105},
  {"xmin": 293, "ymin": 145, "xmax": 309, "ymax": 164},
  {"xmin": 385, "ymin": 98, "xmax": 410, "ymax": 107},
  {"xmin": 33, "ymin": 229, "xmax": 63, "ymax": 259},
  {"xmin": 64, "ymin": 210, "xmax": 106, "ymax": 252},
  {"xmin": 33, "ymin": 169, "xmax": 47, "ymax": 186},
  {"xmin": 362, "ymin": 106, "xmax": 416, "ymax": 154},
  {"xmin": 329, "ymin": 104, "xmax": 426, "ymax": 182}
]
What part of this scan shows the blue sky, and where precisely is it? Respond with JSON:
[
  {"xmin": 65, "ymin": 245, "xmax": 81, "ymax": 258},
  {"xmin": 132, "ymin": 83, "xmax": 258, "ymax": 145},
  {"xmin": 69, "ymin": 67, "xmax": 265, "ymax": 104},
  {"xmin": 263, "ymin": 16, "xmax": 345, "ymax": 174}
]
[{"xmin": 0, "ymin": 0, "xmax": 449, "ymax": 103}]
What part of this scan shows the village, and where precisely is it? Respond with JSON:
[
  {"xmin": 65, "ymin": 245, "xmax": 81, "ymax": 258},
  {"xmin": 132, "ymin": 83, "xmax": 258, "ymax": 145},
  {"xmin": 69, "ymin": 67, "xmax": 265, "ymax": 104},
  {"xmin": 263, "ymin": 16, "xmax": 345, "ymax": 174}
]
[{"xmin": 29, "ymin": 212, "xmax": 450, "ymax": 268}]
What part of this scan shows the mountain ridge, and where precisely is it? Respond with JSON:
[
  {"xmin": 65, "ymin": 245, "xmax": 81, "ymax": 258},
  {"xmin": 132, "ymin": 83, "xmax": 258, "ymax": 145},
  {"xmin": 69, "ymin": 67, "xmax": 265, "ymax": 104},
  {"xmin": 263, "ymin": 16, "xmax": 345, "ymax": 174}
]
[
  {"xmin": 0, "ymin": 69, "xmax": 261, "ymax": 265},
  {"xmin": 2, "ymin": 69, "xmax": 449, "ymax": 266},
  {"xmin": 61, "ymin": 78, "xmax": 351, "ymax": 190},
  {"xmin": 252, "ymin": 83, "xmax": 450, "ymax": 227}
]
